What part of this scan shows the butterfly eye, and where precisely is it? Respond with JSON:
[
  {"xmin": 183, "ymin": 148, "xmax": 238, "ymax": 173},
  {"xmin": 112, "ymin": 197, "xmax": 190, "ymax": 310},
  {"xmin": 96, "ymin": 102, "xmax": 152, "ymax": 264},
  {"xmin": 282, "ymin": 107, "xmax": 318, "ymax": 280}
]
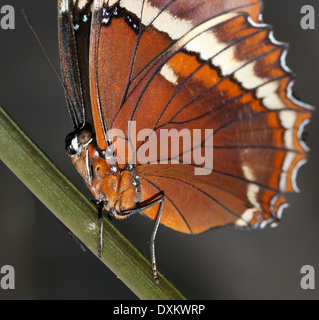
[
  {"xmin": 65, "ymin": 130, "xmax": 79, "ymax": 156},
  {"xmin": 78, "ymin": 128, "xmax": 93, "ymax": 145}
]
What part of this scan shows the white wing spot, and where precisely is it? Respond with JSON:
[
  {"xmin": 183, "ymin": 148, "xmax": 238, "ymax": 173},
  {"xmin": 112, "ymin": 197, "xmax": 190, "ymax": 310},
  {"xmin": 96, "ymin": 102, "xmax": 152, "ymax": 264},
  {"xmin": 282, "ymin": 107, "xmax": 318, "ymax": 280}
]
[
  {"xmin": 160, "ymin": 64, "xmax": 178, "ymax": 85},
  {"xmin": 242, "ymin": 165, "xmax": 261, "ymax": 209}
]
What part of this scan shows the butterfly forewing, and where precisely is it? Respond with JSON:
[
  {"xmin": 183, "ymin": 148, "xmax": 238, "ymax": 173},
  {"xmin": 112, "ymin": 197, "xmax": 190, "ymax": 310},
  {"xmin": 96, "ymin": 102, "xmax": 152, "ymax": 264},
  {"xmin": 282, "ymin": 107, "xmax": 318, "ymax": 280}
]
[{"xmin": 58, "ymin": 0, "xmax": 94, "ymax": 128}]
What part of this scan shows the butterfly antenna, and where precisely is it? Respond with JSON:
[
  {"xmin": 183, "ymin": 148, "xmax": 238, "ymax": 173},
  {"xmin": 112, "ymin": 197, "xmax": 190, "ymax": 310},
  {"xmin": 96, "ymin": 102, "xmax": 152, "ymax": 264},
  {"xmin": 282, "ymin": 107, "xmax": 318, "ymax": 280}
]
[{"xmin": 22, "ymin": 9, "xmax": 66, "ymax": 91}]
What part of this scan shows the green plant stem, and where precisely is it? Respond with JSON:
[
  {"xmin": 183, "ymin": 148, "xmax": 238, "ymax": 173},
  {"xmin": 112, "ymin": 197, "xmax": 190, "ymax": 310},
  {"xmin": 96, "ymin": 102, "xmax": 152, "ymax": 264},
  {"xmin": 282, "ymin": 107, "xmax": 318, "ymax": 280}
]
[{"xmin": 0, "ymin": 105, "xmax": 186, "ymax": 300}]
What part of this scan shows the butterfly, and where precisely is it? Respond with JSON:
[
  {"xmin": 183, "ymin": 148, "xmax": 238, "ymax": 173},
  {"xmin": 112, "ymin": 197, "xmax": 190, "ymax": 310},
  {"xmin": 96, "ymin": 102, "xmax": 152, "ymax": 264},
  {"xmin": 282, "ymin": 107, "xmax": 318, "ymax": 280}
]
[{"xmin": 57, "ymin": 0, "xmax": 312, "ymax": 284}]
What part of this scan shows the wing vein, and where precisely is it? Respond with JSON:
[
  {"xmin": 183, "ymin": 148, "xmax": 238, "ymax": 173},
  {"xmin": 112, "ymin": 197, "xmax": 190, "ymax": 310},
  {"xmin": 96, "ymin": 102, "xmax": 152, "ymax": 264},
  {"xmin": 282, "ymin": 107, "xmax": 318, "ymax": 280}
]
[
  {"xmin": 142, "ymin": 176, "xmax": 193, "ymax": 233},
  {"xmin": 142, "ymin": 174, "xmax": 246, "ymax": 222}
]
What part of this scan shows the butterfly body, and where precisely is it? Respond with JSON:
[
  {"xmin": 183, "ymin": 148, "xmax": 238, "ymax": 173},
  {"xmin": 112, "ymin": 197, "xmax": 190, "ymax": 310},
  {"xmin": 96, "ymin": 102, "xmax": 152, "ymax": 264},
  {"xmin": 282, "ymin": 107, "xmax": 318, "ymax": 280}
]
[{"xmin": 66, "ymin": 126, "xmax": 142, "ymax": 216}]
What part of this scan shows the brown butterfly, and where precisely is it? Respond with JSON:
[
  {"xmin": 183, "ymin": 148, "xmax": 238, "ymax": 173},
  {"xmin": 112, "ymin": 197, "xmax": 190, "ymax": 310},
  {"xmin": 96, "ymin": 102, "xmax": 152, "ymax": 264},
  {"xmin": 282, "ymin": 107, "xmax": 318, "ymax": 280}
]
[{"xmin": 58, "ymin": 0, "xmax": 312, "ymax": 284}]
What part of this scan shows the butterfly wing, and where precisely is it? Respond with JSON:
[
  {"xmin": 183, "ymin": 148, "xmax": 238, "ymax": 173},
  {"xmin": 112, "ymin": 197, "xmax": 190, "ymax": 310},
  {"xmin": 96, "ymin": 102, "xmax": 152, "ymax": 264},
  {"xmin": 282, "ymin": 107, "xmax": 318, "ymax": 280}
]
[
  {"xmin": 89, "ymin": 0, "xmax": 312, "ymax": 233},
  {"xmin": 58, "ymin": 0, "xmax": 94, "ymax": 128},
  {"xmin": 89, "ymin": 0, "xmax": 263, "ymax": 148}
]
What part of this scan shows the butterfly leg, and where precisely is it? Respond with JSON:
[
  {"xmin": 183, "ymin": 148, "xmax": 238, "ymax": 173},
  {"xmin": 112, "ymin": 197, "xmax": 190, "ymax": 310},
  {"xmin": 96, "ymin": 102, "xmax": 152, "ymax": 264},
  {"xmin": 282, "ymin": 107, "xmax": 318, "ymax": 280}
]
[
  {"xmin": 149, "ymin": 195, "xmax": 164, "ymax": 286},
  {"xmin": 97, "ymin": 193, "xmax": 164, "ymax": 284},
  {"xmin": 97, "ymin": 201, "xmax": 105, "ymax": 258},
  {"xmin": 120, "ymin": 192, "xmax": 164, "ymax": 285}
]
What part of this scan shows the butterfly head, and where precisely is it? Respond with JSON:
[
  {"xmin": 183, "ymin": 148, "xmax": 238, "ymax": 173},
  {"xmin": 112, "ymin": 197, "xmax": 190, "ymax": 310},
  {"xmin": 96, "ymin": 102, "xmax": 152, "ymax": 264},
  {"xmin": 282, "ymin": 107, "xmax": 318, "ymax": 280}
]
[{"xmin": 65, "ymin": 124, "xmax": 94, "ymax": 156}]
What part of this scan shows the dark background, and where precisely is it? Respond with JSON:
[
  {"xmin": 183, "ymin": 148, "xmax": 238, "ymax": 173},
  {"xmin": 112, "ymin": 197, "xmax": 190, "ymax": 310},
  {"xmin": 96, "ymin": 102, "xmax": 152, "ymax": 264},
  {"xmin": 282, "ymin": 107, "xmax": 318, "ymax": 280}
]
[{"xmin": 0, "ymin": 0, "xmax": 318, "ymax": 299}]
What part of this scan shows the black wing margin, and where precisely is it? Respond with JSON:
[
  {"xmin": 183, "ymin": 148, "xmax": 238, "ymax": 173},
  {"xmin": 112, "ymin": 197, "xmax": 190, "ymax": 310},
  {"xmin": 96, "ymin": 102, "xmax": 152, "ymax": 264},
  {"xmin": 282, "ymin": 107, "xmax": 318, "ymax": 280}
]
[{"xmin": 58, "ymin": 0, "xmax": 94, "ymax": 129}]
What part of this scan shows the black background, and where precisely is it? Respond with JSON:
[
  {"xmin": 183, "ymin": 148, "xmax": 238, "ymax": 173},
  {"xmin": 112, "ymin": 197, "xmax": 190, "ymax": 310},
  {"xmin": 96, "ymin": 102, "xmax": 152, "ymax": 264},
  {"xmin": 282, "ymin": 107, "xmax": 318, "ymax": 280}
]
[{"xmin": 0, "ymin": 0, "xmax": 318, "ymax": 299}]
